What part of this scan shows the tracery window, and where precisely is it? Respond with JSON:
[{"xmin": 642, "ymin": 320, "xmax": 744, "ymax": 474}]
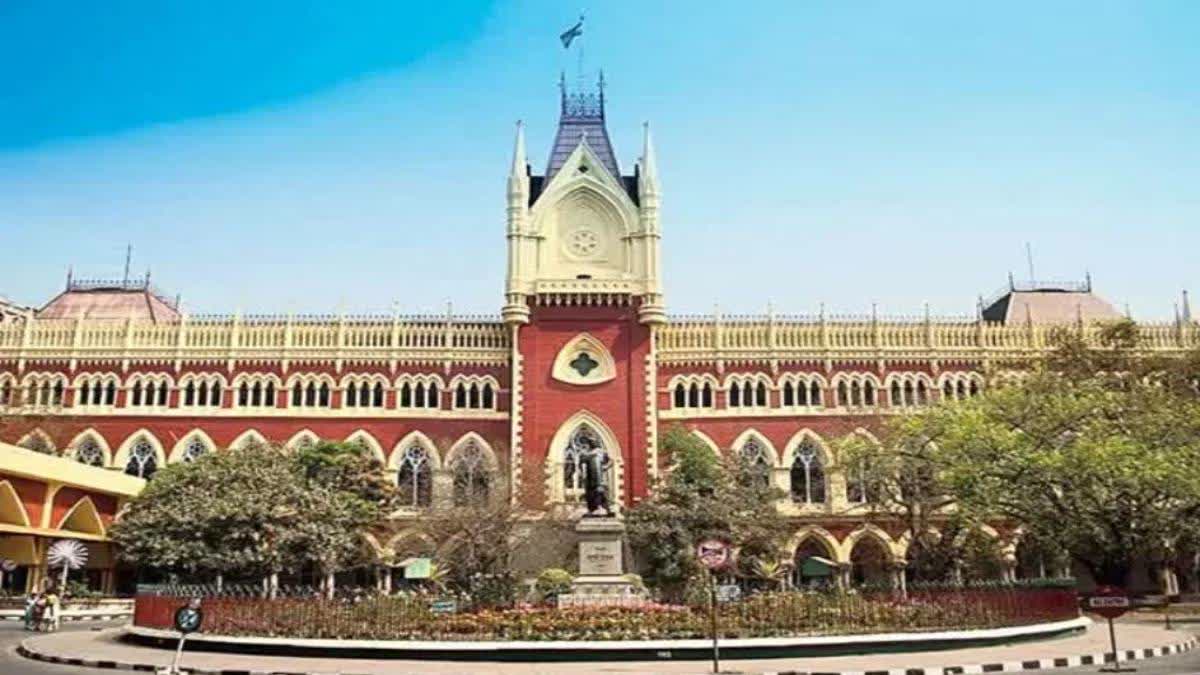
[
  {"xmin": 450, "ymin": 441, "xmax": 490, "ymax": 506},
  {"xmin": 396, "ymin": 445, "xmax": 432, "ymax": 508},
  {"xmin": 74, "ymin": 438, "xmax": 105, "ymax": 467},
  {"xmin": 124, "ymin": 438, "xmax": 158, "ymax": 479},
  {"xmin": 738, "ymin": 438, "xmax": 773, "ymax": 489},
  {"xmin": 19, "ymin": 432, "xmax": 54, "ymax": 455},
  {"xmin": 180, "ymin": 437, "xmax": 209, "ymax": 463},
  {"xmin": 789, "ymin": 440, "xmax": 826, "ymax": 504}
]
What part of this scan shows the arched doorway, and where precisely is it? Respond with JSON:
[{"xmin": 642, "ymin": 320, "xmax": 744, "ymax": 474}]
[
  {"xmin": 792, "ymin": 536, "xmax": 838, "ymax": 589},
  {"xmin": 849, "ymin": 535, "xmax": 892, "ymax": 587}
]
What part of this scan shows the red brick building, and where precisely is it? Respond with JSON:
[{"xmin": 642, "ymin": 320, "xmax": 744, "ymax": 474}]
[{"xmin": 2, "ymin": 78, "xmax": 1190, "ymax": 592}]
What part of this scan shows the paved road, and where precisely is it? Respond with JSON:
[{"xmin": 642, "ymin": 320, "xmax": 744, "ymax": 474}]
[{"xmin": 0, "ymin": 621, "xmax": 124, "ymax": 675}]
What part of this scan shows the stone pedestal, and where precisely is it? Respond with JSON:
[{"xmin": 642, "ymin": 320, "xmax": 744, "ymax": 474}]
[{"xmin": 559, "ymin": 518, "xmax": 642, "ymax": 606}]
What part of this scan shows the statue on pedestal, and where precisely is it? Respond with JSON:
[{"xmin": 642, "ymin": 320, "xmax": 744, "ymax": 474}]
[{"xmin": 572, "ymin": 428, "xmax": 614, "ymax": 517}]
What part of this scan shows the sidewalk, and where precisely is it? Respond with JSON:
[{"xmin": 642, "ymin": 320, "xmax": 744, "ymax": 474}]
[{"xmin": 18, "ymin": 620, "xmax": 1198, "ymax": 675}]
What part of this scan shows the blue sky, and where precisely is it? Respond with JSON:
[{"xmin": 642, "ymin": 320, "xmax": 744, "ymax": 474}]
[{"xmin": 2, "ymin": 1, "xmax": 1197, "ymax": 318}]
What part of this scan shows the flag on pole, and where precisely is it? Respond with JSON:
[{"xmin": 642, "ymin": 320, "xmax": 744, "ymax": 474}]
[{"xmin": 560, "ymin": 16, "xmax": 583, "ymax": 48}]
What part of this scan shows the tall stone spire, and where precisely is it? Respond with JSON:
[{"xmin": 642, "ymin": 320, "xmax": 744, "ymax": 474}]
[
  {"xmin": 639, "ymin": 122, "xmax": 659, "ymax": 199},
  {"xmin": 1183, "ymin": 290, "xmax": 1193, "ymax": 323},
  {"xmin": 508, "ymin": 120, "xmax": 529, "ymax": 202}
]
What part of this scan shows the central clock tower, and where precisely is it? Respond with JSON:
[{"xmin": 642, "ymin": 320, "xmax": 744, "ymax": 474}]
[{"xmin": 502, "ymin": 75, "xmax": 664, "ymax": 512}]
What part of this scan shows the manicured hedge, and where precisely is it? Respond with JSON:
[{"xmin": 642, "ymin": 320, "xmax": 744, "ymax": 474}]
[{"xmin": 135, "ymin": 587, "xmax": 1079, "ymax": 641}]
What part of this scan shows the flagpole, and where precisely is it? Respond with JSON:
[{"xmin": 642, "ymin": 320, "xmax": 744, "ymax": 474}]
[{"xmin": 576, "ymin": 13, "xmax": 586, "ymax": 91}]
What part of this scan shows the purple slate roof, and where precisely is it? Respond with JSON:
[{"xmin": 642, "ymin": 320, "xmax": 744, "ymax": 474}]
[
  {"xmin": 39, "ymin": 281, "xmax": 180, "ymax": 322},
  {"xmin": 545, "ymin": 116, "xmax": 621, "ymax": 182},
  {"xmin": 982, "ymin": 288, "xmax": 1122, "ymax": 324},
  {"xmin": 536, "ymin": 83, "xmax": 635, "ymax": 205}
]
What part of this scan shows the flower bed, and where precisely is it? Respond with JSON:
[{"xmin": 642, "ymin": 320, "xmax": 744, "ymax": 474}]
[{"xmin": 134, "ymin": 587, "xmax": 1079, "ymax": 641}]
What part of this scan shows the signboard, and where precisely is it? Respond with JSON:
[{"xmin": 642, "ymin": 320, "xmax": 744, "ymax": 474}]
[
  {"xmin": 430, "ymin": 599, "xmax": 457, "ymax": 615},
  {"xmin": 402, "ymin": 557, "xmax": 433, "ymax": 580},
  {"xmin": 696, "ymin": 540, "xmax": 730, "ymax": 570},
  {"xmin": 716, "ymin": 584, "xmax": 741, "ymax": 603},
  {"xmin": 1086, "ymin": 587, "xmax": 1132, "ymax": 619},
  {"xmin": 173, "ymin": 600, "xmax": 203, "ymax": 634}
]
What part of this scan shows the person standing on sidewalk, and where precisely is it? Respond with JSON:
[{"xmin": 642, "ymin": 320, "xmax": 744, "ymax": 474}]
[{"xmin": 22, "ymin": 592, "xmax": 37, "ymax": 630}]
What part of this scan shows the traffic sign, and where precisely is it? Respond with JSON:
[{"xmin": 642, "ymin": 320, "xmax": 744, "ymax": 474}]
[
  {"xmin": 1086, "ymin": 586, "xmax": 1132, "ymax": 619},
  {"xmin": 173, "ymin": 599, "xmax": 204, "ymax": 634},
  {"xmin": 696, "ymin": 540, "xmax": 730, "ymax": 570}
]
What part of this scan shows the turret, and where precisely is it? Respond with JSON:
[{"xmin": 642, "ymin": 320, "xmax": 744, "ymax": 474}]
[{"xmin": 502, "ymin": 121, "xmax": 532, "ymax": 325}]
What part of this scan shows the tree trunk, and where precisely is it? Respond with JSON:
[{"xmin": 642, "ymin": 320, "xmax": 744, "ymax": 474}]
[{"xmin": 325, "ymin": 570, "xmax": 336, "ymax": 600}]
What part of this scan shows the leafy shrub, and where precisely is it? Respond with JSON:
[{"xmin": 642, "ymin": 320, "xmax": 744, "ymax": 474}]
[{"xmin": 534, "ymin": 568, "xmax": 574, "ymax": 600}]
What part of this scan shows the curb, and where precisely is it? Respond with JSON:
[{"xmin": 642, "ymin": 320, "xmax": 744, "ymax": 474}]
[
  {"xmin": 1, "ymin": 614, "xmax": 130, "ymax": 623},
  {"xmin": 16, "ymin": 634, "xmax": 1199, "ymax": 675}
]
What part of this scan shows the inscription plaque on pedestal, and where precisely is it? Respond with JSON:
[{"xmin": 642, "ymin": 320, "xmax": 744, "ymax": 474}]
[
  {"xmin": 561, "ymin": 517, "xmax": 643, "ymax": 605},
  {"xmin": 579, "ymin": 539, "xmax": 622, "ymax": 576}
]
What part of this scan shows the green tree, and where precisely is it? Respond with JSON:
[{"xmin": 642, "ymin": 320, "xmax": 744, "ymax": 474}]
[
  {"xmin": 626, "ymin": 426, "xmax": 791, "ymax": 598},
  {"xmin": 112, "ymin": 440, "xmax": 397, "ymax": 595},
  {"xmin": 110, "ymin": 443, "xmax": 307, "ymax": 584},
  {"xmin": 845, "ymin": 320, "xmax": 1200, "ymax": 587}
]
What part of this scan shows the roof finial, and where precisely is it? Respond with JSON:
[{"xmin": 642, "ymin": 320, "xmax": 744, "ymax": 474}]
[
  {"xmin": 1025, "ymin": 242, "xmax": 1035, "ymax": 284},
  {"xmin": 1183, "ymin": 290, "xmax": 1193, "ymax": 323},
  {"xmin": 510, "ymin": 120, "xmax": 527, "ymax": 178},
  {"xmin": 65, "ymin": 266, "xmax": 73, "ymax": 290},
  {"xmin": 122, "ymin": 244, "xmax": 132, "ymax": 285},
  {"xmin": 640, "ymin": 121, "xmax": 659, "ymax": 194},
  {"xmin": 1085, "ymin": 269, "xmax": 1093, "ymax": 292},
  {"xmin": 598, "ymin": 70, "xmax": 606, "ymax": 120},
  {"xmin": 1008, "ymin": 271, "xmax": 1015, "ymax": 291}
]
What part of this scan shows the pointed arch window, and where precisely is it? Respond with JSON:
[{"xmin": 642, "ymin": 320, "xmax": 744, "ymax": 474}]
[
  {"xmin": 180, "ymin": 437, "xmax": 209, "ymax": 463},
  {"xmin": 125, "ymin": 438, "xmax": 158, "ymax": 479},
  {"xmin": 451, "ymin": 441, "xmax": 490, "ymax": 506},
  {"xmin": 790, "ymin": 440, "xmax": 826, "ymax": 504},
  {"xmin": 396, "ymin": 445, "xmax": 432, "ymax": 508},
  {"xmin": 19, "ymin": 433, "xmax": 54, "ymax": 455},
  {"xmin": 738, "ymin": 438, "xmax": 773, "ymax": 489},
  {"xmin": 74, "ymin": 438, "xmax": 105, "ymax": 467}
]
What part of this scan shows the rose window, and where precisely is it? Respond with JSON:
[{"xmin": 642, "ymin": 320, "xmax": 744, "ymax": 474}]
[{"xmin": 567, "ymin": 229, "xmax": 600, "ymax": 257}]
